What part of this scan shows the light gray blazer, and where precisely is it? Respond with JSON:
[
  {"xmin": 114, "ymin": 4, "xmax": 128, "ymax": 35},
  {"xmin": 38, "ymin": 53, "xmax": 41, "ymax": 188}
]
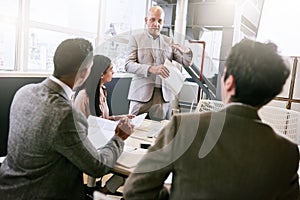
[
  {"xmin": 125, "ymin": 32, "xmax": 192, "ymax": 102},
  {"xmin": 124, "ymin": 104, "xmax": 299, "ymax": 200},
  {"xmin": 0, "ymin": 78, "xmax": 124, "ymax": 200}
]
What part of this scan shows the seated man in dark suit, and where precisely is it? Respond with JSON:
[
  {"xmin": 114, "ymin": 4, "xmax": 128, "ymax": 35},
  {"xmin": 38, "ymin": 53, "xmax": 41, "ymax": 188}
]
[
  {"xmin": 0, "ymin": 38, "xmax": 134, "ymax": 200},
  {"xmin": 123, "ymin": 39, "xmax": 299, "ymax": 200}
]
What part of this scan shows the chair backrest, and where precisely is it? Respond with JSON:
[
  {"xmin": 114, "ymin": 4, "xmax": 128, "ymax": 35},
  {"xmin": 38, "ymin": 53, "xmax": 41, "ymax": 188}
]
[
  {"xmin": 195, "ymin": 100, "xmax": 300, "ymax": 144},
  {"xmin": 195, "ymin": 99, "xmax": 225, "ymax": 112},
  {"xmin": 258, "ymin": 106, "xmax": 300, "ymax": 144}
]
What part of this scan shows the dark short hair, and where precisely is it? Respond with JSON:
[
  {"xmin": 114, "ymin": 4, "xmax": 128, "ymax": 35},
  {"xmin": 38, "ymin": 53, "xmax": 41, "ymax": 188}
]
[
  {"xmin": 53, "ymin": 38, "xmax": 93, "ymax": 78},
  {"xmin": 224, "ymin": 39, "xmax": 290, "ymax": 107}
]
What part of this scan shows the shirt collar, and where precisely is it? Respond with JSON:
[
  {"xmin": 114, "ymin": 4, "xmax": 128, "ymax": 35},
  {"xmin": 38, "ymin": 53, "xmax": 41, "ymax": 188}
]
[
  {"xmin": 49, "ymin": 75, "xmax": 74, "ymax": 100},
  {"xmin": 224, "ymin": 102, "xmax": 258, "ymax": 110}
]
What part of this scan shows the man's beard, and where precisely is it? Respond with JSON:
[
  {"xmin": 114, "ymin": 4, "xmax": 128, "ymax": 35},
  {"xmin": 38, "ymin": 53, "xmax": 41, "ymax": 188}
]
[{"xmin": 148, "ymin": 27, "xmax": 160, "ymax": 37}]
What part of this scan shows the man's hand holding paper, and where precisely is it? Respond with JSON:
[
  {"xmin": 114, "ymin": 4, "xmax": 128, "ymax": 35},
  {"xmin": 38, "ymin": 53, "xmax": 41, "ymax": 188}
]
[
  {"xmin": 159, "ymin": 59, "xmax": 186, "ymax": 95},
  {"xmin": 171, "ymin": 43, "xmax": 191, "ymax": 54},
  {"xmin": 148, "ymin": 64, "xmax": 170, "ymax": 78},
  {"xmin": 115, "ymin": 117, "xmax": 134, "ymax": 141}
]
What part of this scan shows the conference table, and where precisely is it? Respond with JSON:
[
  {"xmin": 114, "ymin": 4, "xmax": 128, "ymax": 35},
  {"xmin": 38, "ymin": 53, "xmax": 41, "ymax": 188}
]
[{"xmin": 87, "ymin": 116, "xmax": 170, "ymax": 176}]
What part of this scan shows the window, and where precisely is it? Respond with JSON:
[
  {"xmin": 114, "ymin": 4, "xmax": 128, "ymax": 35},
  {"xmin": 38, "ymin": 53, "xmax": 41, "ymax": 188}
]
[
  {"xmin": 95, "ymin": 0, "xmax": 147, "ymax": 72},
  {"xmin": 0, "ymin": 0, "xmax": 19, "ymax": 71},
  {"xmin": 0, "ymin": 0, "xmax": 149, "ymax": 74},
  {"xmin": 0, "ymin": 0, "xmax": 99, "ymax": 73},
  {"xmin": 257, "ymin": 0, "xmax": 300, "ymax": 110},
  {"xmin": 257, "ymin": 0, "xmax": 300, "ymax": 56},
  {"xmin": 0, "ymin": 23, "xmax": 16, "ymax": 70}
]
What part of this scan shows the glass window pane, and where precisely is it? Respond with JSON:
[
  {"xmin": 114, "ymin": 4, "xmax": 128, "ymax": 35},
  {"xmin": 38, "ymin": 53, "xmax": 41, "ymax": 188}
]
[
  {"xmin": 257, "ymin": 0, "xmax": 300, "ymax": 56},
  {"xmin": 291, "ymin": 103, "xmax": 300, "ymax": 112},
  {"xmin": 0, "ymin": 0, "xmax": 19, "ymax": 17},
  {"xmin": 0, "ymin": 23, "xmax": 16, "ymax": 70},
  {"xmin": 27, "ymin": 28, "xmax": 95, "ymax": 72},
  {"xmin": 104, "ymin": 0, "xmax": 146, "ymax": 35},
  {"xmin": 30, "ymin": 0, "xmax": 99, "ymax": 33}
]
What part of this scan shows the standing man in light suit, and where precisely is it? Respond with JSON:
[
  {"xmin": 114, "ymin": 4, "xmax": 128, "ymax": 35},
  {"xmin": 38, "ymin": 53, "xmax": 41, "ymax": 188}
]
[
  {"xmin": 125, "ymin": 5, "xmax": 193, "ymax": 121},
  {"xmin": 0, "ymin": 38, "xmax": 133, "ymax": 200}
]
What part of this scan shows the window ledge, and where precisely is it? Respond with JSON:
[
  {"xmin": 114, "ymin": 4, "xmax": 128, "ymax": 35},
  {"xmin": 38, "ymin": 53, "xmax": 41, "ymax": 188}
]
[{"xmin": 0, "ymin": 71, "xmax": 51, "ymax": 77}]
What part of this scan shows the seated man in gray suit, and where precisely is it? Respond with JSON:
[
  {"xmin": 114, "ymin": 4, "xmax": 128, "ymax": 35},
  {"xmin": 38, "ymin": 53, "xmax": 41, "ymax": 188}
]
[
  {"xmin": 125, "ymin": 5, "xmax": 193, "ymax": 121},
  {"xmin": 0, "ymin": 38, "xmax": 134, "ymax": 200},
  {"xmin": 123, "ymin": 39, "xmax": 299, "ymax": 199}
]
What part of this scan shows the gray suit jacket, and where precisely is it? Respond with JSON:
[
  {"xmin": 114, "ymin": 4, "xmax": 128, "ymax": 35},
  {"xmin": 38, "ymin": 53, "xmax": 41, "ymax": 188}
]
[
  {"xmin": 0, "ymin": 78, "xmax": 124, "ymax": 200},
  {"xmin": 124, "ymin": 104, "xmax": 299, "ymax": 200},
  {"xmin": 125, "ymin": 32, "xmax": 192, "ymax": 102}
]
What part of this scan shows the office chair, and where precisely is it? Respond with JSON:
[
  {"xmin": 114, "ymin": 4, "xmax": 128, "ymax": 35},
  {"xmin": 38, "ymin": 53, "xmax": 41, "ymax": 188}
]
[
  {"xmin": 195, "ymin": 99, "xmax": 300, "ymax": 144},
  {"xmin": 195, "ymin": 99, "xmax": 224, "ymax": 113},
  {"xmin": 258, "ymin": 106, "xmax": 300, "ymax": 144}
]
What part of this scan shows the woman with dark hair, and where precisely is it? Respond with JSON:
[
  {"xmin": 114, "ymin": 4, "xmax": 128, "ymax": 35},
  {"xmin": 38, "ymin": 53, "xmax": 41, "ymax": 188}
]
[
  {"xmin": 75, "ymin": 54, "xmax": 134, "ymax": 120},
  {"xmin": 74, "ymin": 54, "xmax": 134, "ymax": 197}
]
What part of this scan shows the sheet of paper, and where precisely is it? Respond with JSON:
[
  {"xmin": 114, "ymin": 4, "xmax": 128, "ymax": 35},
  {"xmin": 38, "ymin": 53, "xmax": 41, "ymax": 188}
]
[
  {"xmin": 87, "ymin": 125, "xmax": 115, "ymax": 149},
  {"xmin": 116, "ymin": 148, "xmax": 147, "ymax": 168},
  {"xmin": 87, "ymin": 116, "xmax": 116, "ymax": 149},
  {"xmin": 92, "ymin": 117, "xmax": 118, "ymax": 131},
  {"xmin": 0, "ymin": 156, "xmax": 6, "ymax": 163},
  {"xmin": 165, "ymin": 173, "xmax": 173, "ymax": 184},
  {"xmin": 131, "ymin": 113, "xmax": 147, "ymax": 128},
  {"xmin": 88, "ymin": 113, "xmax": 147, "ymax": 132},
  {"xmin": 133, "ymin": 119, "xmax": 168, "ymax": 138},
  {"xmin": 87, "ymin": 114, "xmax": 149, "ymax": 149},
  {"xmin": 161, "ymin": 59, "xmax": 186, "ymax": 95}
]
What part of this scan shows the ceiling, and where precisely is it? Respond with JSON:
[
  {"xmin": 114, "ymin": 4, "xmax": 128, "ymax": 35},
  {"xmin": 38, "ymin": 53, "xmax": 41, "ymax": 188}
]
[
  {"xmin": 155, "ymin": 0, "xmax": 217, "ymax": 4},
  {"xmin": 154, "ymin": 0, "xmax": 177, "ymax": 5}
]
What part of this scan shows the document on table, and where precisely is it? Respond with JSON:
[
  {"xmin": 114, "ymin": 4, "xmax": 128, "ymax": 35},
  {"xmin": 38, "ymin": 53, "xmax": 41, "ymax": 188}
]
[
  {"xmin": 87, "ymin": 116, "xmax": 148, "ymax": 169},
  {"xmin": 161, "ymin": 59, "xmax": 186, "ymax": 95},
  {"xmin": 116, "ymin": 146, "xmax": 147, "ymax": 168},
  {"xmin": 87, "ymin": 114, "xmax": 148, "ymax": 149},
  {"xmin": 133, "ymin": 119, "xmax": 169, "ymax": 139}
]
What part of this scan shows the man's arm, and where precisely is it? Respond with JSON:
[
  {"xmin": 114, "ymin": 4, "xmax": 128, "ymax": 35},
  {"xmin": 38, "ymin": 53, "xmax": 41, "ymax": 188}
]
[
  {"xmin": 123, "ymin": 168, "xmax": 171, "ymax": 200},
  {"xmin": 172, "ymin": 43, "xmax": 193, "ymax": 67},
  {"xmin": 53, "ymin": 109, "xmax": 132, "ymax": 178},
  {"xmin": 123, "ymin": 118, "xmax": 179, "ymax": 199}
]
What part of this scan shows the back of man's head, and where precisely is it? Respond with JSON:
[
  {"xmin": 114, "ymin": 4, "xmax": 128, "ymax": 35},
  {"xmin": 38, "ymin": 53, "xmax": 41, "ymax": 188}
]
[
  {"xmin": 224, "ymin": 39, "xmax": 290, "ymax": 107},
  {"xmin": 53, "ymin": 38, "xmax": 93, "ymax": 79}
]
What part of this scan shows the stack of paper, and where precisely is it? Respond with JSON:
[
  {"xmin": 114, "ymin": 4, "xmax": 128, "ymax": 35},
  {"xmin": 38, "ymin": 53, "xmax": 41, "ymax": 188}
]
[
  {"xmin": 116, "ymin": 147, "xmax": 147, "ymax": 168},
  {"xmin": 133, "ymin": 119, "xmax": 166, "ymax": 139}
]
